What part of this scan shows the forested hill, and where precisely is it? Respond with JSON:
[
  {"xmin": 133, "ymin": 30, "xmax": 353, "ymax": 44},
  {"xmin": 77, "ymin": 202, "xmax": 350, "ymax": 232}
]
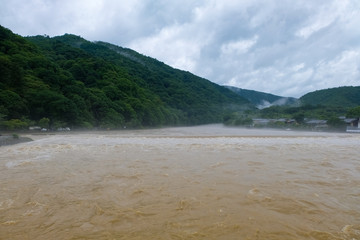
[
  {"xmin": 300, "ymin": 86, "xmax": 360, "ymax": 107},
  {"xmin": 225, "ymin": 86, "xmax": 298, "ymax": 108},
  {"xmin": 0, "ymin": 25, "xmax": 250, "ymax": 130}
]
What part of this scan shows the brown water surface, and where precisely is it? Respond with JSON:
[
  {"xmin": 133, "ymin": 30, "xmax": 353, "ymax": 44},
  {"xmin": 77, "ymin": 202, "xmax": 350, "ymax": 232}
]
[{"xmin": 1, "ymin": 125, "xmax": 360, "ymax": 239}]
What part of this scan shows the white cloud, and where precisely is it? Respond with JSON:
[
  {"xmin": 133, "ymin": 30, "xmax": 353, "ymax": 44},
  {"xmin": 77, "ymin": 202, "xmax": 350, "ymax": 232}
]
[
  {"xmin": 296, "ymin": 11, "xmax": 335, "ymax": 39},
  {"xmin": 295, "ymin": 0, "xmax": 358, "ymax": 39},
  {"xmin": 129, "ymin": 23, "xmax": 207, "ymax": 72},
  {"xmin": 0, "ymin": 0, "xmax": 145, "ymax": 41},
  {"xmin": 313, "ymin": 50, "xmax": 360, "ymax": 87},
  {"xmin": 291, "ymin": 63, "xmax": 305, "ymax": 72},
  {"xmin": 221, "ymin": 36, "xmax": 258, "ymax": 55}
]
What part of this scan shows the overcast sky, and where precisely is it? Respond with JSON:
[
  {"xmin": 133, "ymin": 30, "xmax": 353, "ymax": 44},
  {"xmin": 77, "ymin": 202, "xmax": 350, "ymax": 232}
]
[{"xmin": 1, "ymin": 0, "xmax": 359, "ymax": 97}]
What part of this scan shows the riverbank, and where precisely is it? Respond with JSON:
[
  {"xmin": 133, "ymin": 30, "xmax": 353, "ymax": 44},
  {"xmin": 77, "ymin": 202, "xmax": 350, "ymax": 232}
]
[{"xmin": 0, "ymin": 135, "xmax": 33, "ymax": 146}]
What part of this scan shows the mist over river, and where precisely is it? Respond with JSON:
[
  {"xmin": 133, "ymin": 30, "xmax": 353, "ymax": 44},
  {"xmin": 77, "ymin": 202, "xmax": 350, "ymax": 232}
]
[{"xmin": 1, "ymin": 124, "xmax": 360, "ymax": 240}]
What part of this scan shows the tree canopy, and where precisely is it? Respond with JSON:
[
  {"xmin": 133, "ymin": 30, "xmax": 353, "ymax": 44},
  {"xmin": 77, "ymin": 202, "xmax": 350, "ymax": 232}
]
[{"xmin": 0, "ymin": 25, "xmax": 250, "ymax": 130}]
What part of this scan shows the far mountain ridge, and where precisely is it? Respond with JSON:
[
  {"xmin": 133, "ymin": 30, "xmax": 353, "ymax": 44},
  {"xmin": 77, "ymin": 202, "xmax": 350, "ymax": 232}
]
[{"xmin": 224, "ymin": 86, "xmax": 299, "ymax": 109}]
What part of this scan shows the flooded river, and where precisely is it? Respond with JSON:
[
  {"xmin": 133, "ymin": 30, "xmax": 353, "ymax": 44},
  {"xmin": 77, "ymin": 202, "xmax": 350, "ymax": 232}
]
[{"xmin": 1, "ymin": 125, "xmax": 360, "ymax": 239}]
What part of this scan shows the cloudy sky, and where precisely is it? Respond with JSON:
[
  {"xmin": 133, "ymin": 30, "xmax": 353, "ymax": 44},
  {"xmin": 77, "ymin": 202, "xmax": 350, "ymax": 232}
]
[{"xmin": 1, "ymin": 0, "xmax": 359, "ymax": 97}]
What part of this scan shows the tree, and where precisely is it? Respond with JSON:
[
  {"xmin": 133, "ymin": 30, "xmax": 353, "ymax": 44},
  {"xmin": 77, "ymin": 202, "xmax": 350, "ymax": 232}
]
[
  {"xmin": 38, "ymin": 117, "xmax": 50, "ymax": 129},
  {"xmin": 0, "ymin": 112, "xmax": 5, "ymax": 122},
  {"xmin": 0, "ymin": 90, "xmax": 28, "ymax": 119},
  {"xmin": 327, "ymin": 117, "xmax": 346, "ymax": 130},
  {"xmin": 293, "ymin": 113, "xmax": 305, "ymax": 124},
  {"xmin": 346, "ymin": 106, "xmax": 360, "ymax": 118}
]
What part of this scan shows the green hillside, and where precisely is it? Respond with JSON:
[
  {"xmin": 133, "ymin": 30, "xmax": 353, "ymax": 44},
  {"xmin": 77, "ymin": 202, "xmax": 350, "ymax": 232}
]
[
  {"xmin": 300, "ymin": 86, "xmax": 360, "ymax": 107},
  {"xmin": 0, "ymin": 25, "xmax": 250, "ymax": 130}
]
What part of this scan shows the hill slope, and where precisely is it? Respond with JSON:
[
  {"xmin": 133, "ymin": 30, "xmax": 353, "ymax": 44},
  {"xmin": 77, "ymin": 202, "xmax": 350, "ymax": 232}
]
[
  {"xmin": 300, "ymin": 86, "xmax": 360, "ymax": 107},
  {"xmin": 0, "ymin": 25, "xmax": 250, "ymax": 129},
  {"xmin": 225, "ymin": 86, "xmax": 298, "ymax": 109}
]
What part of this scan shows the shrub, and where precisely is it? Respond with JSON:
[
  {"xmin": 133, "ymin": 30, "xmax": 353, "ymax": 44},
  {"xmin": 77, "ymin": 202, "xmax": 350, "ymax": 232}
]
[
  {"xmin": 2, "ymin": 119, "xmax": 28, "ymax": 130},
  {"xmin": 12, "ymin": 133, "xmax": 19, "ymax": 139}
]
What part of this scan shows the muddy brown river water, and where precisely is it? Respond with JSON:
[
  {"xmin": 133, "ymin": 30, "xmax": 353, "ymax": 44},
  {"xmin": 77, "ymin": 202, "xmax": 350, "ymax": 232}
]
[{"xmin": 1, "ymin": 125, "xmax": 360, "ymax": 239}]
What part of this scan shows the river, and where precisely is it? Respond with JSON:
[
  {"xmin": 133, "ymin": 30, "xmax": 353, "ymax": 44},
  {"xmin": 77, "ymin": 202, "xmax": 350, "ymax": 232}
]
[{"xmin": 1, "ymin": 125, "xmax": 359, "ymax": 239}]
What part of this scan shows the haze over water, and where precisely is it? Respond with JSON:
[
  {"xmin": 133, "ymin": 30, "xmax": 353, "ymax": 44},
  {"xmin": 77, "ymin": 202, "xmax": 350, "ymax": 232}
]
[{"xmin": 1, "ymin": 125, "xmax": 360, "ymax": 239}]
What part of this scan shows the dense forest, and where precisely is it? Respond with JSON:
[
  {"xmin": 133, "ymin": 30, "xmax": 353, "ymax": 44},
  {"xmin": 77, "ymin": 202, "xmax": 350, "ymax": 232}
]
[{"xmin": 0, "ymin": 25, "xmax": 250, "ymax": 130}]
